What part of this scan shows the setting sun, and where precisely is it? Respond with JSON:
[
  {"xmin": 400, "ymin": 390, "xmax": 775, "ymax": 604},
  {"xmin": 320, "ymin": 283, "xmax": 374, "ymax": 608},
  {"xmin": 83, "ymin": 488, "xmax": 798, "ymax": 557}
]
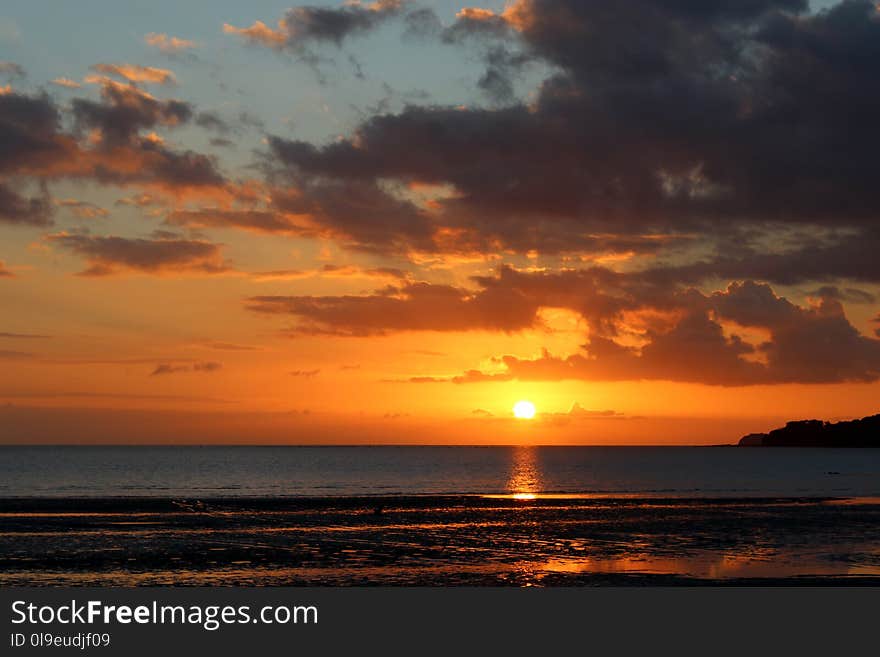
[{"xmin": 513, "ymin": 400, "xmax": 537, "ymax": 419}]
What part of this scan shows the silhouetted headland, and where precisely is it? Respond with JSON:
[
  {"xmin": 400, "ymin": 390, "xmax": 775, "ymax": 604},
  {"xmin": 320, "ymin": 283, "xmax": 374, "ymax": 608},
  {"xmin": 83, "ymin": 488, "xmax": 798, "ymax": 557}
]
[{"xmin": 739, "ymin": 414, "xmax": 880, "ymax": 447}]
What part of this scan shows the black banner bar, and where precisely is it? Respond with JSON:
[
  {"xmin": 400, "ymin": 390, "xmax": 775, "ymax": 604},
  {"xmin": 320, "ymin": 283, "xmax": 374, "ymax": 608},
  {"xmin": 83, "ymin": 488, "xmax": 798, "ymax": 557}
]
[{"xmin": 2, "ymin": 588, "xmax": 877, "ymax": 655}]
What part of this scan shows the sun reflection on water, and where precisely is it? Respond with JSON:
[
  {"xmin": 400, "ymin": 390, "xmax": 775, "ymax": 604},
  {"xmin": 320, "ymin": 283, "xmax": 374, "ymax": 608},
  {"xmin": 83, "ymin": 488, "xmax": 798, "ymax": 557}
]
[{"xmin": 507, "ymin": 446, "xmax": 542, "ymax": 498}]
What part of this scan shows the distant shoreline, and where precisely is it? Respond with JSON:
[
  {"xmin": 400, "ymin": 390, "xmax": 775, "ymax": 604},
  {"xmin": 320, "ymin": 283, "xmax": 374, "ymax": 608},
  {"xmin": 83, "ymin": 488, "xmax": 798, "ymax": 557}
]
[{"xmin": 740, "ymin": 413, "xmax": 880, "ymax": 447}]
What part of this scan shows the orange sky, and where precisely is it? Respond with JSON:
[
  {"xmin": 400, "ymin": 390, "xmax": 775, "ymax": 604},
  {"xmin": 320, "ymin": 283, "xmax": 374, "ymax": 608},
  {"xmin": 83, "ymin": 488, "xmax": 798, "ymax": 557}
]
[{"xmin": 2, "ymin": 0, "xmax": 879, "ymax": 444}]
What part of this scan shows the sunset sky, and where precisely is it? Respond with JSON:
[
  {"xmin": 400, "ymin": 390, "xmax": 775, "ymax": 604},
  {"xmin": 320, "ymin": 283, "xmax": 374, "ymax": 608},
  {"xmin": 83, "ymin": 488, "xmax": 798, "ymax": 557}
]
[{"xmin": 2, "ymin": 0, "xmax": 879, "ymax": 444}]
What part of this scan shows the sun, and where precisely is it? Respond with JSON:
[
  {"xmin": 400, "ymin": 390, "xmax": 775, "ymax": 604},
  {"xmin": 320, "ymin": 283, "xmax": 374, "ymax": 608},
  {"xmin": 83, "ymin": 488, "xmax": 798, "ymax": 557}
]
[{"xmin": 512, "ymin": 400, "xmax": 536, "ymax": 419}]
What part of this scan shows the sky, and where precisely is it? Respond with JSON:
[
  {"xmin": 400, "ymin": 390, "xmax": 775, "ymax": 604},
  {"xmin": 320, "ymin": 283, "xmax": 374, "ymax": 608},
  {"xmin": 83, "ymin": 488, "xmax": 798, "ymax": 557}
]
[{"xmin": 1, "ymin": 0, "xmax": 879, "ymax": 444}]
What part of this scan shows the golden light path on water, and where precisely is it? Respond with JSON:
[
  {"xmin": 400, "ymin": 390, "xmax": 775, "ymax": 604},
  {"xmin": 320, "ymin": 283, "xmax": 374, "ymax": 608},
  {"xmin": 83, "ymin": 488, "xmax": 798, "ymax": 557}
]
[{"xmin": 507, "ymin": 446, "xmax": 542, "ymax": 499}]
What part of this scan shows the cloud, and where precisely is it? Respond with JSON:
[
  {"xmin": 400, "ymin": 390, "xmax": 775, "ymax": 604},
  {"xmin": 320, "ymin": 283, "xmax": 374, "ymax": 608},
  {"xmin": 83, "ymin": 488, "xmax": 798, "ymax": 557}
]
[
  {"xmin": 167, "ymin": 206, "xmax": 301, "ymax": 234},
  {"xmin": 0, "ymin": 391, "xmax": 231, "ymax": 403},
  {"xmin": 195, "ymin": 111, "xmax": 231, "ymax": 134},
  {"xmin": 151, "ymin": 361, "xmax": 222, "ymax": 376},
  {"xmin": 195, "ymin": 110, "xmax": 265, "ymax": 136},
  {"xmin": 224, "ymin": 1, "xmax": 406, "ymax": 51},
  {"xmin": 651, "ymin": 229, "xmax": 880, "ymax": 285},
  {"xmin": 0, "ymin": 61, "xmax": 25, "ymax": 79},
  {"xmin": 90, "ymin": 63, "xmax": 177, "ymax": 85},
  {"xmin": 115, "ymin": 193, "xmax": 165, "ymax": 208},
  {"xmin": 0, "ymin": 332, "xmax": 50, "ymax": 339},
  {"xmin": 51, "ymin": 77, "xmax": 82, "ymax": 89},
  {"xmin": 260, "ymin": 0, "xmax": 880, "ymax": 265},
  {"xmin": 0, "ymin": 91, "xmax": 71, "ymax": 177},
  {"xmin": 0, "ymin": 262, "xmax": 13, "ymax": 277},
  {"xmin": 807, "ymin": 286, "xmax": 876, "ymax": 305},
  {"xmin": 247, "ymin": 262, "xmax": 880, "ymax": 384},
  {"xmin": 246, "ymin": 278, "xmax": 540, "ymax": 336},
  {"xmin": 0, "ymin": 182, "xmax": 52, "ymax": 226},
  {"xmin": 439, "ymin": 7, "xmax": 518, "ymax": 49},
  {"xmin": 45, "ymin": 232, "xmax": 230, "ymax": 276},
  {"xmin": 249, "ymin": 264, "xmax": 409, "ymax": 282},
  {"xmin": 72, "ymin": 79, "xmax": 191, "ymax": 145},
  {"xmin": 144, "ymin": 33, "xmax": 197, "ymax": 54},
  {"xmin": 452, "ymin": 278, "xmax": 880, "ymax": 386},
  {"xmin": 537, "ymin": 403, "xmax": 625, "ymax": 426},
  {"xmin": 289, "ymin": 369, "xmax": 320, "ymax": 377},
  {"xmin": 0, "ymin": 90, "xmax": 227, "ymax": 201},
  {"xmin": 199, "ymin": 341, "xmax": 258, "ymax": 351},
  {"xmin": 0, "ymin": 349, "xmax": 35, "ymax": 359},
  {"xmin": 56, "ymin": 198, "xmax": 109, "ymax": 219}
]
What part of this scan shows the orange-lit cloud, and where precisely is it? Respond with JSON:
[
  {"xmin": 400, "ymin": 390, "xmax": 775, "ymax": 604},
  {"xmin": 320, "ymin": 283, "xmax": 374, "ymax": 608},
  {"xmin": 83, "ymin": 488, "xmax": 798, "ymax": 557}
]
[
  {"xmin": 144, "ymin": 33, "xmax": 197, "ymax": 54},
  {"xmin": 56, "ymin": 198, "xmax": 109, "ymax": 219},
  {"xmin": 223, "ymin": 21, "xmax": 288, "ymax": 48},
  {"xmin": 90, "ymin": 63, "xmax": 177, "ymax": 85},
  {"xmin": 247, "ymin": 264, "xmax": 880, "ymax": 385},
  {"xmin": 249, "ymin": 264, "xmax": 409, "ymax": 283},
  {"xmin": 51, "ymin": 77, "xmax": 81, "ymax": 89}
]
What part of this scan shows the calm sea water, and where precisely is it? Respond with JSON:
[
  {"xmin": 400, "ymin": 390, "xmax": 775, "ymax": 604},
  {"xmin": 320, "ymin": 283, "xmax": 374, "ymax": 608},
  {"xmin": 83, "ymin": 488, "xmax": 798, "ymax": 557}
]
[{"xmin": 2, "ymin": 446, "xmax": 880, "ymax": 498}]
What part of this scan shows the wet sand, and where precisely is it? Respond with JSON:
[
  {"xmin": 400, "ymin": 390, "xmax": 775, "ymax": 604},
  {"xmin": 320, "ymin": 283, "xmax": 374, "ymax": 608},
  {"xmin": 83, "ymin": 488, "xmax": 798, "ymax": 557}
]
[{"xmin": 1, "ymin": 496, "xmax": 879, "ymax": 585}]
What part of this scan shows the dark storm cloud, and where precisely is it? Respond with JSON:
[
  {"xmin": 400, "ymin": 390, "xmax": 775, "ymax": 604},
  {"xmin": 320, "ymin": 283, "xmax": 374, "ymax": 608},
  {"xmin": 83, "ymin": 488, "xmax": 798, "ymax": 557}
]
[
  {"xmin": 46, "ymin": 232, "xmax": 230, "ymax": 276},
  {"xmin": 263, "ymin": 0, "xmax": 880, "ymax": 260}
]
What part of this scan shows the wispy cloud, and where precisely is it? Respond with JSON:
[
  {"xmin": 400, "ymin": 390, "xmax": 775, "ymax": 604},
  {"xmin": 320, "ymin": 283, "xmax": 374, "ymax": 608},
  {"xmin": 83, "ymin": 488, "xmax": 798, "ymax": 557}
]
[{"xmin": 144, "ymin": 33, "xmax": 197, "ymax": 55}]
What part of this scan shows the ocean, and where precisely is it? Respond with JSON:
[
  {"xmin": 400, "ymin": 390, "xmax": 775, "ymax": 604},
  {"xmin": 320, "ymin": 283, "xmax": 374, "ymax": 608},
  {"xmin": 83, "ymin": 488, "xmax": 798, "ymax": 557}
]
[
  {"xmin": 2, "ymin": 445, "xmax": 880, "ymax": 498},
  {"xmin": 4, "ymin": 445, "xmax": 880, "ymax": 585}
]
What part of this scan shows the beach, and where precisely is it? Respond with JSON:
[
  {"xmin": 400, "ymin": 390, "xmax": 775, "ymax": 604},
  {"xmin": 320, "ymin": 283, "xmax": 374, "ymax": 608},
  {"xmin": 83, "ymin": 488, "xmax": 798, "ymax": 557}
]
[{"xmin": 2, "ymin": 495, "xmax": 879, "ymax": 586}]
